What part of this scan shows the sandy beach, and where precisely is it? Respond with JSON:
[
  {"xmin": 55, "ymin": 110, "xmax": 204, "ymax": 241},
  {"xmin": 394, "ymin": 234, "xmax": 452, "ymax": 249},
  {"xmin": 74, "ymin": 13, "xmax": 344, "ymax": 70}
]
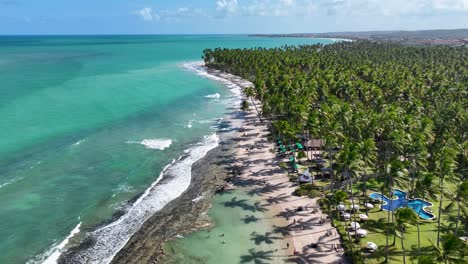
[
  {"xmin": 230, "ymin": 101, "xmax": 347, "ymax": 263},
  {"xmin": 104, "ymin": 66, "xmax": 348, "ymax": 264}
]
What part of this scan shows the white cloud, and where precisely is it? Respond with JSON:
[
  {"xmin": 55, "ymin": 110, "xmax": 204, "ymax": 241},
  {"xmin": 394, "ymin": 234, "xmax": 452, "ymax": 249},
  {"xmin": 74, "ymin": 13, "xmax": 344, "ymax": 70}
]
[
  {"xmin": 216, "ymin": 0, "xmax": 239, "ymax": 15},
  {"xmin": 136, "ymin": 7, "xmax": 159, "ymax": 21},
  {"xmin": 433, "ymin": 0, "xmax": 468, "ymax": 11},
  {"xmin": 211, "ymin": 0, "xmax": 468, "ymax": 19}
]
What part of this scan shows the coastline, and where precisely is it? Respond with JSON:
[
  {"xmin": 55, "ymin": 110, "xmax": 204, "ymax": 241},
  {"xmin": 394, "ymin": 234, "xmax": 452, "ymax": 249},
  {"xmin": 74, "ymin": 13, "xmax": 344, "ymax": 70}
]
[
  {"xmin": 62, "ymin": 63, "xmax": 347, "ymax": 264},
  {"xmin": 160, "ymin": 66, "xmax": 348, "ymax": 263},
  {"xmin": 109, "ymin": 65, "xmax": 249, "ymax": 263},
  {"xmin": 55, "ymin": 63, "xmax": 240, "ymax": 264}
]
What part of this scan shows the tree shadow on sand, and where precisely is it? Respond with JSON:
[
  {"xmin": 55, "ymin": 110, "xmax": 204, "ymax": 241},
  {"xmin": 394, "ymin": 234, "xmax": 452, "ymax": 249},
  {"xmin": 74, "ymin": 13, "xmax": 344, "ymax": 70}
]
[
  {"xmin": 276, "ymin": 208, "xmax": 310, "ymax": 220},
  {"xmin": 240, "ymin": 249, "xmax": 274, "ymax": 264},
  {"xmin": 224, "ymin": 198, "xmax": 268, "ymax": 213},
  {"xmin": 272, "ymin": 224, "xmax": 292, "ymax": 237},
  {"xmin": 250, "ymin": 231, "xmax": 282, "ymax": 245},
  {"xmin": 247, "ymin": 182, "xmax": 288, "ymax": 196},
  {"xmin": 242, "ymin": 215, "xmax": 261, "ymax": 224},
  {"xmin": 266, "ymin": 193, "xmax": 290, "ymax": 204}
]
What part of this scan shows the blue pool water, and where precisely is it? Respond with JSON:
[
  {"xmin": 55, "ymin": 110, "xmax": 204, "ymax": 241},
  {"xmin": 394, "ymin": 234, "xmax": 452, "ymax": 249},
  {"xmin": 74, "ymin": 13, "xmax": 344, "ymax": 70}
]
[{"xmin": 369, "ymin": 189, "xmax": 434, "ymax": 220}]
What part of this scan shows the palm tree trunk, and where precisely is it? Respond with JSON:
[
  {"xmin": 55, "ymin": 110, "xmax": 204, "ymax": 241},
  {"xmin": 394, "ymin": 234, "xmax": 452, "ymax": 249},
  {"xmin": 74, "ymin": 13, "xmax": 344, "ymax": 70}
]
[
  {"xmin": 385, "ymin": 176, "xmax": 393, "ymax": 262},
  {"xmin": 392, "ymin": 211, "xmax": 396, "ymax": 246},
  {"xmin": 455, "ymin": 201, "xmax": 461, "ymax": 236},
  {"xmin": 343, "ymin": 213, "xmax": 355, "ymax": 263},
  {"xmin": 349, "ymin": 174, "xmax": 358, "ymax": 239},
  {"xmin": 417, "ymin": 206, "xmax": 423, "ymax": 257},
  {"xmin": 385, "ymin": 200, "xmax": 391, "ymax": 262},
  {"xmin": 400, "ymin": 230, "xmax": 406, "ymax": 264},
  {"xmin": 437, "ymin": 178, "xmax": 444, "ymax": 248}
]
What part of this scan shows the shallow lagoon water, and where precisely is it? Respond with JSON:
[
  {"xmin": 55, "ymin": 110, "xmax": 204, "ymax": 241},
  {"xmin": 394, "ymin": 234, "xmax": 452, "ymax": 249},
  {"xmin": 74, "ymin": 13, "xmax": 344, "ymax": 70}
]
[{"xmin": 164, "ymin": 187, "xmax": 288, "ymax": 264}]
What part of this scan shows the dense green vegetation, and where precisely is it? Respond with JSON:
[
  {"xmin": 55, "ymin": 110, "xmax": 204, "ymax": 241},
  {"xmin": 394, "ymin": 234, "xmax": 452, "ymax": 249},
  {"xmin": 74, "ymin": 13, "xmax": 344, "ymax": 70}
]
[{"xmin": 203, "ymin": 41, "xmax": 467, "ymax": 263}]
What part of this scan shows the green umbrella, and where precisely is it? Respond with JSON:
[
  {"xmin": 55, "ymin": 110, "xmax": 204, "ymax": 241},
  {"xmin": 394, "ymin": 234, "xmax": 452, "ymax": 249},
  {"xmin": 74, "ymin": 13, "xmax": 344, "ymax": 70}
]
[{"xmin": 295, "ymin": 143, "xmax": 304, "ymax": 150}]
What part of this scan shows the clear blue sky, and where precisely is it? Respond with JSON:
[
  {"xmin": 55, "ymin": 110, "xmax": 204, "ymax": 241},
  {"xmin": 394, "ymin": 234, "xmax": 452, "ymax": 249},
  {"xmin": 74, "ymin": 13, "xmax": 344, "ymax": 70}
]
[{"xmin": 1, "ymin": 0, "xmax": 467, "ymax": 35}]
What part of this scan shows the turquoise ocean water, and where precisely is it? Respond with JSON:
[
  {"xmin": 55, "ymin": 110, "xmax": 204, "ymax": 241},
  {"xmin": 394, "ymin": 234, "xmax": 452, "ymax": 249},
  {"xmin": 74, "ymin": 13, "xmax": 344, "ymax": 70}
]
[{"xmin": 0, "ymin": 35, "xmax": 333, "ymax": 264}]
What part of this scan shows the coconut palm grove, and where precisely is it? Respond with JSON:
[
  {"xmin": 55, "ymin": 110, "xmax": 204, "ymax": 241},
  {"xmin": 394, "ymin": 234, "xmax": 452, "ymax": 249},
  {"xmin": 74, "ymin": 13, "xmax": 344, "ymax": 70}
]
[{"xmin": 203, "ymin": 41, "xmax": 467, "ymax": 263}]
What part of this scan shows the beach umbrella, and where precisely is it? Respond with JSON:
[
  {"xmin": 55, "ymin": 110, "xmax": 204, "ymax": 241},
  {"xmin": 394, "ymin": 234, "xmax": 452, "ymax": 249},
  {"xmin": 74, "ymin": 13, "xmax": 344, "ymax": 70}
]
[
  {"xmin": 349, "ymin": 222, "xmax": 360, "ymax": 230},
  {"xmin": 350, "ymin": 204, "xmax": 360, "ymax": 211},
  {"xmin": 359, "ymin": 214, "xmax": 368, "ymax": 221},
  {"xmin": 337, "ymin": 204, "xmax": 346, "ymax": 211},
  {"xmin": 356, "ymin": 229, "xmax": 368, "ymax": 237},
  {"xmin": 364, "ymin": 203, "xmax": 374, "ymax": 209},
  {"xmin": 342, "ymin": 213, "xmax": 351, "ymax": 220},
  {"xmin": 367, "ymin": 242, "xmax": 378, "ymax": 250},
  {"xmin": 295, "ymin": 142, "xmax": 304, "ymax": 150}
]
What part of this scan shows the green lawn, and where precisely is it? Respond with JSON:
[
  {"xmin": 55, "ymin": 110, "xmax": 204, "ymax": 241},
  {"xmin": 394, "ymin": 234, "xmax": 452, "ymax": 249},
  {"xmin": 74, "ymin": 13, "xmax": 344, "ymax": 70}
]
[
  {"xmin": 329, "ymin": 183, "xmax": 462, "ymax": 264},
  {"xmin": 295, "ymin": 162, "xmax": 464, "ymax": 263}
]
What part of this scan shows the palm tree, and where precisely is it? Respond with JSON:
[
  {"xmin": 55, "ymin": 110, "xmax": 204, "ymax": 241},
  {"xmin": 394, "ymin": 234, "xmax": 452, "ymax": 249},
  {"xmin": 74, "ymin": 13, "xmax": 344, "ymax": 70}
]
[
  {"xmin": 358, "ymin": 138, "xmax": 377, "ymax": 216},
  {"xmin": 395, "ymin": 207, "xmax": 418, "ymax": 264},
  {"xmin": 432, "ymin": 234, "xmax": 467, "ymax": 264},
  {"xmin": 413, "ymin": 172, "xmax": 438, "ymax": 256},
  {"xmin": 335, "ymin": 141, "xmax": 363, "ymax": 237},
  {"xmin": 454, "ymin": 181, "xmax": 468, "ymax": 236},
  {"xmin": 445, "ymin": 180, "xmax": 468, "ymax": 236},
  {"xmin": 436, "ymin": 145, "xmax": 459, "ymax": 248},
  {"xmin": 385, "ymin": 159, "xmax": 409, "ymax": 262},
  {"xmin": 333, "ymin": 190, "xmax": 355, "ymax": 260},
  {"xmin": 241, "ymin": 100, "xmax": 250, "ymax": 112},
  {"xmin": 203, "ymin": 41, "xmax": 467, "ymax": 264}
]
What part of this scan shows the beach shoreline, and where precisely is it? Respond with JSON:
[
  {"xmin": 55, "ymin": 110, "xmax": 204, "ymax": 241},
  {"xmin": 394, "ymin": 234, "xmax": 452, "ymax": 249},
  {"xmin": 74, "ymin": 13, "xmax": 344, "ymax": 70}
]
[
  {"xmin": 108, "ymin": 65, "xmax": 250, "ymax": 263},
  {"xmin": 63, "ymin": 63, "xmax": 347, "ymax": 264},
  {"xmin": 55, "ymin": 64, "xmax": 244, "ymax": 264}
]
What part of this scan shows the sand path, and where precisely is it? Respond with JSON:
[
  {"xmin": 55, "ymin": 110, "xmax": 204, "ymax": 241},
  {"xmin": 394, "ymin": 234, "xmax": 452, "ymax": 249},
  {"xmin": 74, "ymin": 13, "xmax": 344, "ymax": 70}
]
[{"xmin": 233, "ymin": 106, "xmax": 347, "ymax": 264}]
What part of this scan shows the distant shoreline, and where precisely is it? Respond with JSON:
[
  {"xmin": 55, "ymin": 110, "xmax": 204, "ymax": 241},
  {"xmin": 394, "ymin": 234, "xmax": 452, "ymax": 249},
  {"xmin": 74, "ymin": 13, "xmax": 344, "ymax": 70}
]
[
  {"xmin": 249, "ymin": 29, "xmax": 468, "ymax": 46},
  {"xmin": 249, "ymin": 34, "xmax": 353, "ymax": 42}
]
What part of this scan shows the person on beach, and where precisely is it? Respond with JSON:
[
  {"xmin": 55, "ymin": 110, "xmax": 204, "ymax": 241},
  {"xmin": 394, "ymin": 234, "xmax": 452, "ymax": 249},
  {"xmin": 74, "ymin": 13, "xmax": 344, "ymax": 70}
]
[{"xmin": 287, "ymin": 243, "xmax": 289, "ymax": 248}]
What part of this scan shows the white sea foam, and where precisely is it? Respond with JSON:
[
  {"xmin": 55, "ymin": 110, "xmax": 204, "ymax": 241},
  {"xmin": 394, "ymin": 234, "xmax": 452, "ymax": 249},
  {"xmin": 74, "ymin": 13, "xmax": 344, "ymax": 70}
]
[
  {"xmin": 183, "ymin": 61, "xmax": 251, "ymax": 107},
  {"xmin": 0, "ymin": 178, "xmax": 19, "ymax": 189},
  {"xmin": 32, "ymin": 222, "xmax": 81, "ymax": 264},
  {"xmin": 198, "ymin": 120, "xmax": 213, "ymax": 124},
  {"xmin": 72, "ymin": 139, "xmax": 86, "ymax": 146},
  {"xmin": 184, "ymin": 120, "xmax": 194, "ymax": 128},
  {"xmin": 127, "ymin": 139, "xmax": 172, "ymax": 150},
  {"xmin": 60, "ymin": 133, "xmax": 219, "ymax": 264},
  {"xmin": 204, "ymin": 93, "xmax": 221, "ymax": 99}
]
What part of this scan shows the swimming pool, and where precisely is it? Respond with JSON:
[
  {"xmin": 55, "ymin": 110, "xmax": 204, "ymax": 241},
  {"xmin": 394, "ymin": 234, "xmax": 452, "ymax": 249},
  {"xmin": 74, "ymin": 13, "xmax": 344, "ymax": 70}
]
[{"xmin": 369, "ymin": 189, "xmax": 434, "ymax": 220}]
